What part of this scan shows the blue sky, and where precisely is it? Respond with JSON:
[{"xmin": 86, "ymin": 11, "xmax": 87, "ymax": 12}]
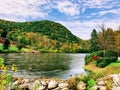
[{"xmin": 0, "ymin": 0, "xmax": 120, "ymax": 40}]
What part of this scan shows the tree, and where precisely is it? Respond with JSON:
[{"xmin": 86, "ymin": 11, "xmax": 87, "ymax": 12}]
[
  {"xmin": 114, "ymin": 30, "xmax": 120, "ymax": 56},
  {"xmin": 90, "ymin": 29, "xmax": 100, "ymax": 52},
  {"xmin": 98, "ymin": 25, "xmax": 115, "ymax": 51},
  {"xmin": 105, "ymin": 28, "xmax": 115, "ymax": 50},
  {"xmin": 3, "ymin": 39, "xmax": 10, "ymax": 49},
  {"xmin": 1, "ymin": 30, "xmax": 8, "ymax": 38}
]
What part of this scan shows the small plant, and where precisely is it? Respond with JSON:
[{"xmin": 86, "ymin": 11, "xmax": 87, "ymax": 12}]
[
  {"xmin": 87, "ymin": 79, "xmax": 96, "ymax": 90},
  {"xmin": 0, "ymin": 58, "xmax": 17, "ymax": 90}
]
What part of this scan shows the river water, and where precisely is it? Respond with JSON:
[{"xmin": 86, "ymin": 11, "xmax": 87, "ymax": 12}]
[{"xmin": 0, "ymin": 53, "xmax": 86, "ymax": 79}]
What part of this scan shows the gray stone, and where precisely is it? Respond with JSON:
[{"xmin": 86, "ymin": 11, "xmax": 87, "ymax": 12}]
[
  {"xmin": 39, "ymin": 85, "xmax": 46, "ymax": 90},
  {"xmin": 53, "ymin": 87, "xmax": 61, "ymax": 90},
  {"xmin": 35, "ymin": 80, "xmax": 40, "ymax": 84},
  {"xmin": 109, "ymin": 74, "xmax": 120, "ymax": 86},
  {"xmin": 48, "ymin": 80, "xmax": 58, "ymax": 89},
  {"xmin": 24, "ymin": 79, "xmax": 30, "ymax": 83},
  {"xmin": 41, "ymin": 80, "xmax": 48, "ymax": 86},
  {"xmin": 97, "ymin": 81, "xmax": 105, "ymax": 86},
  {"xmin": 28, "ymin": 83, "xmax": 34, "ymax": 90},
  {"xmin": 12, "ymin": 80, "xmax": 19, "ymax": 86},
  {"xmin": 97, "ymin": 86, "xmax": 107, "ymax": 90},
  {"xmin": 58, "ymin": 82, "xmax": 69, "ymax": 88},
  {"xmin": 77, "ymin": 82, "xmax": 86, "ymax": 90},
  {"xmin": 19, "ymin": 83, "xmax": 29, "ymax": 89},
  {"xmin": 91, "ymin": 86, "xmax": 97, "ymax": 90},
  {"xmin": 112, "ymin": 86, "xmax": 120, "ymax": 90},
  {"xmin": 61, "ymin": 87, "xmax": 69, "ymax": 90}
]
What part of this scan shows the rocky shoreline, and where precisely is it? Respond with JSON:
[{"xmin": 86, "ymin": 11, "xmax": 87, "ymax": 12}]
[
  {"xmin": 9, "ymin": 77, "xmax": 70, "ymax": 90},
  {"xmin": 5, "ymin": 73, "xmax": 120, "ymax": 90}
]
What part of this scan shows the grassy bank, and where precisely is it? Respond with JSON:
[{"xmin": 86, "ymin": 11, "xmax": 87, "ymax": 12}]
[{"xmin": 84, "ymin": 59, "xmax": 120, "ymax": 78}]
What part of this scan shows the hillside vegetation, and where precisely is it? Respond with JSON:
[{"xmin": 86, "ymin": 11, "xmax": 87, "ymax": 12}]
[{"xmin": 0, "ymin": 19, "xmax": 89, "ymax": 53}]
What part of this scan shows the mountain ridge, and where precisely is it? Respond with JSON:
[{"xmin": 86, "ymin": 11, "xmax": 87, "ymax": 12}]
[
  {"xmin": 0, "ymin": 19, "xmax": 80, "ymax": 43},
  {"xmin": 0, "ymin": 19, "xmax": 83, "ymax": 53}
]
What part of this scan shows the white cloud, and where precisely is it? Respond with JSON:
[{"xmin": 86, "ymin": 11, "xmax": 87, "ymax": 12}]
[
  {"xmin": 0, "ymin": 0, "xmax": 49, "ymax": 21},
  {"xmin": 58, "ymin": 19, "xmax": 120, "ymax": 40},
  {"xmin": 98, "ymin": 8, "xmax": 120, "ymax": 16},
  {"xmin": 55, "ymin": 0, "xmax": 80, "ymax": 16},
  {"xmin": 79, "ymin": 0, "xmax": 120, "ymax": 13}
]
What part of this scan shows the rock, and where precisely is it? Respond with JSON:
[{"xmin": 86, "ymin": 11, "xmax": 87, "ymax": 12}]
[
  {"xmin": 77, "ymin": 82, "xmax": 86, "ymax": 90},
  {"xmin": 41, "ymin": 80, "xmax": 48, "ymax": 86},
  {"xmin": 58, "ymin": 82, "xmax": 69, "ymax": 88},
  {"xmin": 39, "ymin": 81, "xmax": 48, "ymax": 90},
  {"xmin": 19, "ymin": 83, "xmax": 29, "ymax": 89},
  {"xmin": 109, "ymin": 74, "xmax": 120, "ymax": 86},
  {"xmin": 61, "ymin": 87, "xmax": 69, "ymax": 90},
  {"xmin": 53, "ymin": 87, "xmax": 61, "ymax": 90},
  {"xmin": 48, "ymin": 80, "xmax": 58, "ymax": 89},
  {"xmin": 97, "ymin": 81, "xmax": 105, "ymax": 86},
  {"xmin": 24, "ymin": 79, "xmax": 30, "ymax": 83},
  {"xmin": 112, "ymin": 86, "xmax": 120, "ymax": 90},
  {"xmin": 97, "ymin": 86, "xmax": 107, "ymax": 90},
  {"xmin": 12, "ymin": 80, "xmax": 19, "ymax": 86},
  {"xmin": 91, "ymin": 86, "xmax": 97, "ymax": 90},
  {"xmin": 39, "ymin": 85, "xmax": 46, "ymax": 90}
]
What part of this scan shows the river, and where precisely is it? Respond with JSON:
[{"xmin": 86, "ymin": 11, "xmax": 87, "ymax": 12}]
[{"xmin": 0, "ymin": 53, "xmax": 86, "ymax": 79}]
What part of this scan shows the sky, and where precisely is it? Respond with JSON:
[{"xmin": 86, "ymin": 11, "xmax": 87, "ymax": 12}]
[{"xmin": 0, "ymin": 0, "xmax": 120, "ymax": 40}]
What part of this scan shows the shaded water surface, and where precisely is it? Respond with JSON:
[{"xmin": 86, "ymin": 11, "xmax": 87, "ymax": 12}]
[{"xmin": 0, "ymin": 53, "xmax": 86, "ymax": 79}]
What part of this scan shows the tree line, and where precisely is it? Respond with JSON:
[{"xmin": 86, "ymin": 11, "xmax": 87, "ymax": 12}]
[{"xmin": 90, "ymin": 25, "xmax": 120, "ymax": 56}]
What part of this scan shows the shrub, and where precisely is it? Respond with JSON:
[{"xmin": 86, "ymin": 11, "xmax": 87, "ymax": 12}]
[
  {"xmin": 85, "ymin": 50, "xmax": 118, "ymax": 68},
  {"xmin": 0, "ymin": 45, "xmax": 3, "ymax": 51},
  {"xmin": 96, "ymin": 57, "xmax": 118, "ymax": 68},
  {"xmin": 0, "ymin": 58, "xmax": 18, "ymax": 90},
  {"xmin": 104, "ymin": 50, "xmax": 118, "ymax": 62},
  {"xmin": 9, "ymin": 46, "xmax": 18, "ymax": 51},
  {"xmin": 95, "ymin": 50, "xmax": 104, "ymax": 57},
  {"xmin": 87, "ymin": 79, "xmax": 96, "ymax": 90},
  {"xmin": 85, "ymin": 50, "xmax": 104, "ymax": 65},
  {"xmin": 0, "ymin": 58, "xmax": 4, "ymax": 66}
]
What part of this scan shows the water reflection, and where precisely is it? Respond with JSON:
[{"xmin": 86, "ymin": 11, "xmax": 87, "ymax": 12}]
[{"xmin": 0, "ymin": 53, "xmax": 86, "ymax": 79}]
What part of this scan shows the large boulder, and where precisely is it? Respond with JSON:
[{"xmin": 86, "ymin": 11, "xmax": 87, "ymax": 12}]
[
  {"xmin": 77, "ymin": 82, "xmax": 86, "ymax": 90},
  {"xmin": 48, "ymin": 80, "xmax": 58, "ymax": 89}
]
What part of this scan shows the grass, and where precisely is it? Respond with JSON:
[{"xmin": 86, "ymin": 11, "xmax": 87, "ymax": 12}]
[
  {"xmin": 0, "ymin": 45, "xmax": 3, "ymax": 50},
  {"xmin": 84, "ymin": 59, "xmax": 120, "ymax": 78},
  {"xmin": 9, "ymin": 46, "xmax": 18, "ymax": 51},
  {"xmin": 108, "ymin": 59, "xmax": 120, "ymax": 67},
  {"xmin": 82, "ymin": 60, "xmax": 120, "ymax": 90},
  {"xmin": 21, "ymin": 48, "xmax": 32, "ymax": 52},
  {"xmin": 0, "ymin": 45, "xmax": 19, "ymax": 53}
]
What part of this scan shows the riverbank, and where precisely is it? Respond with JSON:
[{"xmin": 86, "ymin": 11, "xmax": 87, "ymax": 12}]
[
  {"xmin": 1, "ymin": 63, "xmax": 120, "ymax": 90},
  {"xmin": 3, "ymin": 72, "xmax": 120, "ymax": 90},
  {"xmin": 83, "ymin": 61, "xmax": 120, "ymax": 90}
]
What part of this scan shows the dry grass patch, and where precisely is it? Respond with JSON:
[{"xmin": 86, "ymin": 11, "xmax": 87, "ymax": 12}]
[{"xmin": 84, "ymin": 62, "xmax": 120, "ymax": 77}]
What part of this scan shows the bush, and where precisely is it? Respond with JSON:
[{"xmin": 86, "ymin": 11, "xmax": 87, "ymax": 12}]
[
  {"xmin": 85, "ymin": 50, "xmax": 118, "ymax": 68},
  {"xmin": 87, "ymin": 79, "xmax": 96, "ymax": 90},
  {"xmin": 85, "ymin": 50, "xmax": 104, "ymax": 65},
  {"xmin": 96, "ymin": 57, "xmax": 118, "ymax": 68},
  {"xmin": 95, "ymin": 50, "xmax": 104, "ymax": 57},
  {"xmin": 104, "ymin": 50, "xmax": 118, "ymax": 62}
]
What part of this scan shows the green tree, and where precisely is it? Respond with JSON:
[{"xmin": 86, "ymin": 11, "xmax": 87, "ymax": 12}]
[
  {"xmin": 3, "ymin": 39, "xmax": 10, "ymax": 49},
  {"xmin": 90, "ymin": 29, "xmax": 100, "ymax": 52},
  {"xmin": 1, "ymin": 30, "xmax": 8, "ymax": 38}
]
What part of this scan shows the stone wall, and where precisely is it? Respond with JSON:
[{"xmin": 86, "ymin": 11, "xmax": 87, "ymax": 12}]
[
  {"xmin": 6, "ymin": 73, "xmax": 120, "ymax": 90},
  {"xmin": 77, "ymin": 73, "xmax": 120, "ymax": 90},
  {"xmin": 11, "ymin": 78, "xmax": 69, "ymax": 90}
]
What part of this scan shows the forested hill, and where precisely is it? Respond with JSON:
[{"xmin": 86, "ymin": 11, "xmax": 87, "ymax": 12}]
[
  {"xmin": 0, "ymin": 19, "xmax": 87, "ymax": 53},
  {"xmin": 0, "ymin": 19, "xmax": 80, "ymax": 43}
]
